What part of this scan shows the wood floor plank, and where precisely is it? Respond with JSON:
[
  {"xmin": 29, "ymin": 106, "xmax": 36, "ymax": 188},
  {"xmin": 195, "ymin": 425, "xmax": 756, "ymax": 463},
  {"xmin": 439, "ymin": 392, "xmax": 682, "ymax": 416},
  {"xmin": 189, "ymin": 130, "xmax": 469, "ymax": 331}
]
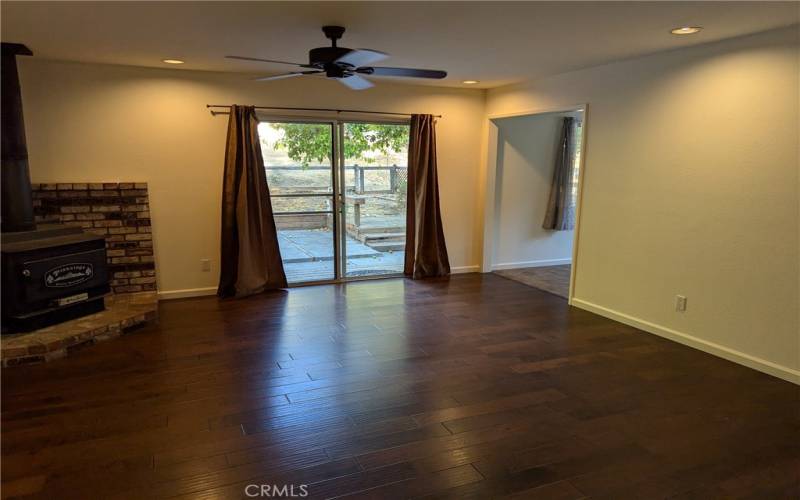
[{"xmin": 2, "ymin": 274, "xmax": 797, "ymax": 499}]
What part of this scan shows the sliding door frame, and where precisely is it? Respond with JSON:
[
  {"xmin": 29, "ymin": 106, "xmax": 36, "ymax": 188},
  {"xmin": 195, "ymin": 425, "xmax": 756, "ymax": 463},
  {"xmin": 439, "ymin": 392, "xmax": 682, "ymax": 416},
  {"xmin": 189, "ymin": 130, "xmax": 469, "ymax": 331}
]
[
  {"xmin": 259, "ymin": 116, "xmax": 341, "ymax": 285},
  {"xmin": 258, "ymin": 113, "xmax": 409, "ymax": 286},
  {"xmin": 335, "ymin": 118, "xmax": 408, "ymax": 281}
]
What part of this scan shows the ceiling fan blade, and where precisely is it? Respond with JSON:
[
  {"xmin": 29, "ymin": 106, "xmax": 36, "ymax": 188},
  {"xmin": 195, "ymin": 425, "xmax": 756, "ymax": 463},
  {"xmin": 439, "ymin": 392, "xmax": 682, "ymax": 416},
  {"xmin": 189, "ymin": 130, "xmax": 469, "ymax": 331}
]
[
  {"xmin": 357, "ymin": 67, "xmax": 447, "ymax": 79},
  {"xmin": 337, "ymin": 74, "xmax": 374, "ymax": 90},
  {"xmin": 226, "ymin": 55, "xmax": 312, "ymax": 67},
  {"xmin": 335, "ymin": 49, "xmax": 389, "ymax": 68},
  {"xmin": 254, "ymin": 70, "xmax": 323, "ymax": 81}
]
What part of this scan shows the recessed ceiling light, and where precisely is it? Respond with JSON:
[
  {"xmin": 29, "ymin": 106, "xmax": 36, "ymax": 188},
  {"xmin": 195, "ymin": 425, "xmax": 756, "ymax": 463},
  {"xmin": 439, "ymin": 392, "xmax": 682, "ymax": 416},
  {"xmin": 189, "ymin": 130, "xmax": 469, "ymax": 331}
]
[
  {"xmin": 670, "ymin": 26, "xmax": 702, "ymax": 35},
  {"xmin": 162, "ymin": 59, "xmax": 185, "ymax": 64},
  {"xmin": 462, "ymin": 80, "xmax": 479, "ymax": 85}
]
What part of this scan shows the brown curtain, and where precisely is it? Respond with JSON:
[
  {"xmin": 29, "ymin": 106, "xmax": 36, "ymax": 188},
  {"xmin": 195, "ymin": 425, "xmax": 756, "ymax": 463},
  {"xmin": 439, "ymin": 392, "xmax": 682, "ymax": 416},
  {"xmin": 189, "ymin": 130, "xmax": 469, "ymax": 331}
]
[
  {"xmin": 543, "ymin": 117, "xmax": 576, "ymax": 231},
  {"xmin": 217, "ymin": 105, "xmax": 287, "ymax": 297},
  {"xmin": 404, "ymin": 114, "xmax": 451, "ymax": 279}
]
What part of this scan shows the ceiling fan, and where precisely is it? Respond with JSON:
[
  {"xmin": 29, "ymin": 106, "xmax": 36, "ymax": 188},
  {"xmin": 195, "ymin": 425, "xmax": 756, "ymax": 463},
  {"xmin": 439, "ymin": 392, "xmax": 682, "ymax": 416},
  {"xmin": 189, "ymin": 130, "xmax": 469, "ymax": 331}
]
[{"xmin": 226, "ymin": 26, "xmax": 447, "ymax": 90}]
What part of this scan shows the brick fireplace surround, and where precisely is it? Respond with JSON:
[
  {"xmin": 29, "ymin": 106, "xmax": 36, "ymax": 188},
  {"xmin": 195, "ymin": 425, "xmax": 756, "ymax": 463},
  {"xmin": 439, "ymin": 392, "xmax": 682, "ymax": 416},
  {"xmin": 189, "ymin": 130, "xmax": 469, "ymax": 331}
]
[
  {"xmin": 32, "ymin": 182, "xmax": 156, "ymax": 294},
  {"xmin": 1, "ymin": 182, "xmax": 160, "ymax": 366}
]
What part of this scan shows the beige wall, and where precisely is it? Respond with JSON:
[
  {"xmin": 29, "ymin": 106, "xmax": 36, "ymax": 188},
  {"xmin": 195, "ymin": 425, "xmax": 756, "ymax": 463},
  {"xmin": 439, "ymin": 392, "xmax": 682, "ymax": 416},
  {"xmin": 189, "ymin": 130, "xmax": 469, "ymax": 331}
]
[
  {"xmin": 492, "ymin": 112, "xmax": 575, "ymax": 268},
  {"xmin": 487, "ymin": 27, "xmax": 800, "ymax": 381},
  {"xmin": 15, "ymin": 27, "xmax": 799, "ymax": 382},
  {"xmin": 17, "ymin": 60, "xmax": 485, "ymax": 295}
]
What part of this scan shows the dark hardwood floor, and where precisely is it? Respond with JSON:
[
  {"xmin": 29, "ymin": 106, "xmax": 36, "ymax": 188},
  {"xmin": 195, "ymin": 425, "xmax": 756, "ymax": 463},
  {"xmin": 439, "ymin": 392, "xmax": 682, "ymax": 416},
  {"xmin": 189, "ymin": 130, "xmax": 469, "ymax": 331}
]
[{"xmin": 2, "ymin": 274, "xmax": 798, "ymax": 499}]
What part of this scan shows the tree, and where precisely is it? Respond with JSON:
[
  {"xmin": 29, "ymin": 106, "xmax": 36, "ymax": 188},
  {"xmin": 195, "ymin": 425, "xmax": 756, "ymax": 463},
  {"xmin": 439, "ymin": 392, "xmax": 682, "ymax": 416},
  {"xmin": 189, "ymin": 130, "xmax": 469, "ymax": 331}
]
[{"xmin": 271, "ymin": 123, "xmax": 408, "ymax": 166}]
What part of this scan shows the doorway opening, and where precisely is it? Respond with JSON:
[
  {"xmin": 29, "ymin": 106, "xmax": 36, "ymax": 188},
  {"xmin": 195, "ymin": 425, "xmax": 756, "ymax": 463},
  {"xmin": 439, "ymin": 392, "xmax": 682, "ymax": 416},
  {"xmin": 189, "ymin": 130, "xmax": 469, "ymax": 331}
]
[
  {"xmin": 258, "ymin": 119, "xmax": 409, "ymax": 285},
  {"xmin": 482, "ymin": 106, "xmax": 587, "ymax": 300}
]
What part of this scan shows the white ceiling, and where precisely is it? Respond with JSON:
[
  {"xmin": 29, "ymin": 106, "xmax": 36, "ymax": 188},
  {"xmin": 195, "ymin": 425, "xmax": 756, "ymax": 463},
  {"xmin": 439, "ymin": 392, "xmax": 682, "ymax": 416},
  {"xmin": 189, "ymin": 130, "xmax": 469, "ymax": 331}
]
[{"xmin": 2, "ymin": 1, "xmax": 797, "ymax": 88}]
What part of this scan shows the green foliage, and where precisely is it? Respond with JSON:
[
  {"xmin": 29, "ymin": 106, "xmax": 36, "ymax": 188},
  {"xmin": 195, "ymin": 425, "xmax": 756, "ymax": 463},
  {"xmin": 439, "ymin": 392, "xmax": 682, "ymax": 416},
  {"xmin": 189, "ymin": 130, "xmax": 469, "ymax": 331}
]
[{"xmin": 272, "ymin": 123, "xmax": 408, "ymax": 166}]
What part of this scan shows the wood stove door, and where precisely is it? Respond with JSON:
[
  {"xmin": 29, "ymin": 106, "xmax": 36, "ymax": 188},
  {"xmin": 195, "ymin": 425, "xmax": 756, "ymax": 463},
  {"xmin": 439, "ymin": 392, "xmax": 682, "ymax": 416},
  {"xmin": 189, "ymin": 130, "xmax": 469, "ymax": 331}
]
[{"xmin": 22, "ymin": 248, "xmax": 109, "ymax": 303}]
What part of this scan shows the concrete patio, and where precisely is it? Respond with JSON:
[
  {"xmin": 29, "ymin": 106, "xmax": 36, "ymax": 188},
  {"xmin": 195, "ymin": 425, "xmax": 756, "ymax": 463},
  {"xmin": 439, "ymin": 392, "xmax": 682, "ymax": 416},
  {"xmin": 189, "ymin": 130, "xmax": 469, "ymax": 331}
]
[{"xmin": 278, "ymin": 229, "xmax": 404, "ymax": 283}]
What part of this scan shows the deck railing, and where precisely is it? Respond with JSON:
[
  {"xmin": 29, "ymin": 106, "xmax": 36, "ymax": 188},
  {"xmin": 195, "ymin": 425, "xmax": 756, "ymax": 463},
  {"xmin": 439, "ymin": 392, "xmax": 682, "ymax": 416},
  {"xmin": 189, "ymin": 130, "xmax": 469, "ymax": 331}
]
[{"xmin": 265, "ymin": 165, "xmax": 407, "ymax": 195}]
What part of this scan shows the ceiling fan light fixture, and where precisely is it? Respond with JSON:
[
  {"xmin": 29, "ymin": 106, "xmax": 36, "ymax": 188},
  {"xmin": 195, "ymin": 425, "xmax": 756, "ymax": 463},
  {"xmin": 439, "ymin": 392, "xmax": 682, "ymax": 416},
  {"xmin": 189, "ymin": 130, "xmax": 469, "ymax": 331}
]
[
  {"xmin": 162, "ymin": 59, "xmax": 185, "ymax": 64},
  {"xmin": 229, "ymin": 26, "xmax": 447, "ymax": 90},
  {"xmin": 670, "ymin": 26, "xmax": 702, "ymax": 35}
]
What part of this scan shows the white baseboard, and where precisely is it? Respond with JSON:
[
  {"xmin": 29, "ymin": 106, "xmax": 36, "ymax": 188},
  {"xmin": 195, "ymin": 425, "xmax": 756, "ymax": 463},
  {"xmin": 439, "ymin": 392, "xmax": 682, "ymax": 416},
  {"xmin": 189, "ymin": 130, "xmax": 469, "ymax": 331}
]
[
  {"xmin": 451, "ymin": 265, "xmax": 480, "ymax": 274},
  {"xmin": 158, "ymin": 287, "xmax": 217, "ymax": 300},
  {"xmin": 492, "ymin": 258, "xmax": 572, "ymax": 271},
  {"xmin": 571, "ymin": 298, "xmax": 800, "ymax": 385},
  {"xmin": 157, "ymin": 269, "xmax": 482, "ymax": 298}
]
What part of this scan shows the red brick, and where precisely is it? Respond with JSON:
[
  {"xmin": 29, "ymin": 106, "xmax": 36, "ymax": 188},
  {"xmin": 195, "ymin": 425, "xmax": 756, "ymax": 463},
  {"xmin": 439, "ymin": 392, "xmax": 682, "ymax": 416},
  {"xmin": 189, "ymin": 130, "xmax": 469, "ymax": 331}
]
[
  {"xmin": 113, "ymin": 271, "xmax": 141, "ymax": 279},
  {"xmin": 130, "ymin": 277, "xmax": 156, "ymax": 285},
  {"xmin": 111, "ymin": 256, "xmax": 140, "ymax": 264},
  {"xmin": 76, "ymin": 213, "xmax": 105, "ymax": 220},
  {"xmin": 122, "ymin": 205, "xmax": 148, "ymax": 212},
  {"xmin": 126, "ymin": 249, "xmax": 153, "ymax": 256},
  {"xmin": 92, "ymin": 205, "xmax": 121, "ymax": 212},
  {"xmin": 94, "ymin": 220, "xmax": 123, "ymax": 227},
  {"xmin": 125, "ymin": 233, "xmax": 151, "ymax": 241},
  {"xmin": 58, "ymin": 191, "xmax": 84, "ymax": 198},
  {"xmin": 61, "ymin": 206, "xmax": 90, "ymax": 213}
]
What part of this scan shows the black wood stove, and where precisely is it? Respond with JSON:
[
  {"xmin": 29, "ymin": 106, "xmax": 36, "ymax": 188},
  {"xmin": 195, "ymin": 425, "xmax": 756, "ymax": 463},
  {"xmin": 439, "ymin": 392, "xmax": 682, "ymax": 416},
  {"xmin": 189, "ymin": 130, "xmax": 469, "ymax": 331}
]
[{"xmin": 1, "ymin": 43, "xmax": 110, "ymax": 333}]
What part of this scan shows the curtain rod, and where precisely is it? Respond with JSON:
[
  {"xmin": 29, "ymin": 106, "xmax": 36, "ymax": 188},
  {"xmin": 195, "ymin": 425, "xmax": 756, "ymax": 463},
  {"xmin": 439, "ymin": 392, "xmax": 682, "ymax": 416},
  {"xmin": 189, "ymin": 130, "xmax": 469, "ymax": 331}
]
[{"xmin": 205, "ymin": 104, "xmax": 441, "ymax": 118}]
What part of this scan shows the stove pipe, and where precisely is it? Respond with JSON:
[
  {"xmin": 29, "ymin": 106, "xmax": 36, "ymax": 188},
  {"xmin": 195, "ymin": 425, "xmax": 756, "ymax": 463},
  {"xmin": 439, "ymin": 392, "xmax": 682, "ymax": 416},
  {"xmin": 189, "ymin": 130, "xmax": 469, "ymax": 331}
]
[{"xmin": 1, "ymin": 42, "xmax": 36, "ymax": 233}]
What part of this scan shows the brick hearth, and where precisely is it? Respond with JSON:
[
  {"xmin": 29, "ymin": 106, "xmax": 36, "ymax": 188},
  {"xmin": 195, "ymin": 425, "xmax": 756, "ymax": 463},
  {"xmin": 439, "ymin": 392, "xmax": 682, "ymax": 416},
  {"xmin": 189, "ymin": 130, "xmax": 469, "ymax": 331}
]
[{"xmin": 1, "ymin": 292, "xmax": 158, "ymax": 366}]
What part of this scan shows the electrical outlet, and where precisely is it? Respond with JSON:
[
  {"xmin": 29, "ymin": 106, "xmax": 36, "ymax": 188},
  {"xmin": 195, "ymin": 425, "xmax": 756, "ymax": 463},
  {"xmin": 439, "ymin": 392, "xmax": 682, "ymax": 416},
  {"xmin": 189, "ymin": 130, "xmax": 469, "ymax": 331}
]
[
  {"xmin": 201, "ymin": 259, "xmax": 211, "ymax": 272},
  {"xmin": 675, "ymin": 295, "xmax": 687, "ymax": 312}
]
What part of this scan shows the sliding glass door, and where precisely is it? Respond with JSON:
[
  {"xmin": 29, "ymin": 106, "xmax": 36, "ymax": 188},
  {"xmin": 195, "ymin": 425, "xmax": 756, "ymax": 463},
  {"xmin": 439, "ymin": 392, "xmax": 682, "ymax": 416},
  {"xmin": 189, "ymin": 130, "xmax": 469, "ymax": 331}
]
[
  {"xmin": 258, "ymin": 118, "xmax": 409, "ymax": 285},
  {"xmin": 258, "ymin": 121, "xmax": 338, "ymax": 284},
  {"xmin": 340, "ymin": 122, "xmax": 408, "ymax": 278}
]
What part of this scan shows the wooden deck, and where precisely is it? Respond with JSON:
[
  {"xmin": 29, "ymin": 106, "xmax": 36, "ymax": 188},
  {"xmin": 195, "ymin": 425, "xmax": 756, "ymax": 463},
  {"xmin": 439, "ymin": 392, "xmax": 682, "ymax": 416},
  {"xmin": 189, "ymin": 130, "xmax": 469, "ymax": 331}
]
[{"xmin": 2, "ymin": 274, "xmax": 797, "ymax": 498}]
